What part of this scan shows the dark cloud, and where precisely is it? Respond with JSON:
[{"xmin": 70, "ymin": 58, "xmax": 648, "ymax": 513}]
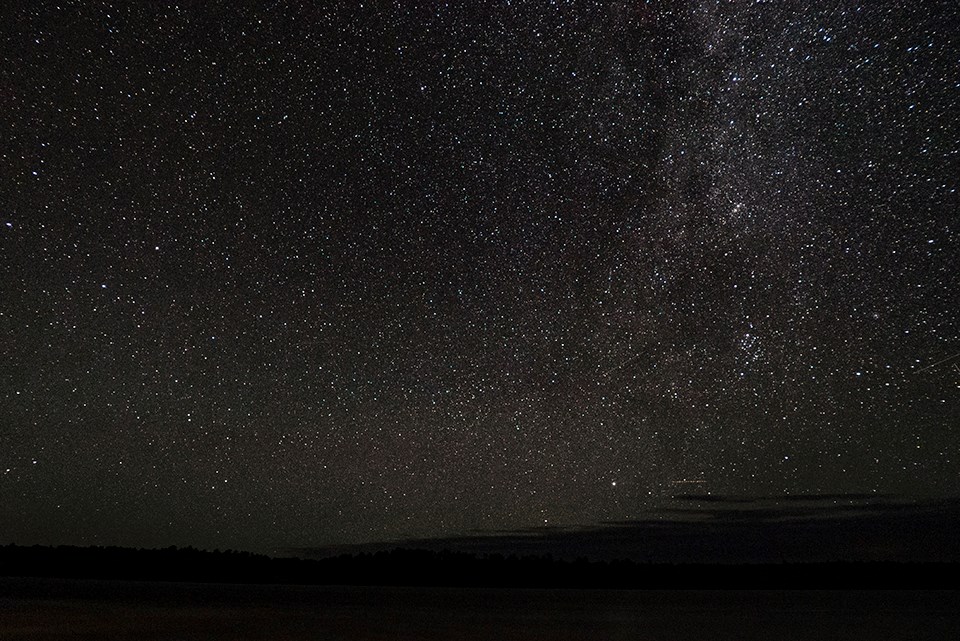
[
  {"xmin": 294, "ymin": 496, "xmax": 960, "ymax": 564},
  {"xmin": 673, "ymin": 493, "xmax": 897, "ymax": 504}
]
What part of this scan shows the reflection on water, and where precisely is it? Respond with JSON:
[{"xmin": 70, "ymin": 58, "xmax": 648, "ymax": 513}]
[{"xmin": 1, "ymin": 577, "xmax": 958, "ymax": 640}]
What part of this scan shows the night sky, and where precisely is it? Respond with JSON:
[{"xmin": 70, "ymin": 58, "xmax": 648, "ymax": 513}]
[{"xmin": 2, "ymin": 1, "xmax": 957, "ymax": 554}]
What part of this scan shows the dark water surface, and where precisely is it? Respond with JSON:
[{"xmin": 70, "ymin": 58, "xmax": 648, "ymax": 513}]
[{"xmin": 1, "ymin": 577, "xmax": 958, "ymax": 640}]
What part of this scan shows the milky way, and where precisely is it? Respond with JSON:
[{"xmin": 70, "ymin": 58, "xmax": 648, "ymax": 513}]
[{"xmin": 1, "ymin": 1, "xmax": 957, "ymax": 552}]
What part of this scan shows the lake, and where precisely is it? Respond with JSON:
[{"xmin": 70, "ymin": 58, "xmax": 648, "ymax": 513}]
[{"xmin": 1, "ymin": 577, "xmax": 958, "ymax": 639}]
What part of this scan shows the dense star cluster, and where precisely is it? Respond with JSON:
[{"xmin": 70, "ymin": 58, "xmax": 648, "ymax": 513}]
[{"xmin": 1, "ymin": 1, "xmax": 957, "ymax": 552}]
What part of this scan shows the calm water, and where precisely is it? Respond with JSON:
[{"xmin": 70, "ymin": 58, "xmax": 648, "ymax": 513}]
[{"xmin": 1, "ymin": 577, "xmax": 958, "ymax": 640}]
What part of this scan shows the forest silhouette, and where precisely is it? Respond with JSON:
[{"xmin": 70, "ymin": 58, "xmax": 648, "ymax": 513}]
[{"xmin": 1, "ymin": 544, "xmax": 955, "ymax": 589}]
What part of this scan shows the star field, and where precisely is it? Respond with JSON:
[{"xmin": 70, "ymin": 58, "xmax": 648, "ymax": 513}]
[{"xmin": 1, "ymin": 1, "xmax": 958, "ymax": 552}]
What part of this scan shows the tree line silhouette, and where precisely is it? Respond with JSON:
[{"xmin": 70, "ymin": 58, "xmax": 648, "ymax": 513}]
[{"xmin": 0, "ymin": 544, "xmax": 954, "ymax": 588}]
